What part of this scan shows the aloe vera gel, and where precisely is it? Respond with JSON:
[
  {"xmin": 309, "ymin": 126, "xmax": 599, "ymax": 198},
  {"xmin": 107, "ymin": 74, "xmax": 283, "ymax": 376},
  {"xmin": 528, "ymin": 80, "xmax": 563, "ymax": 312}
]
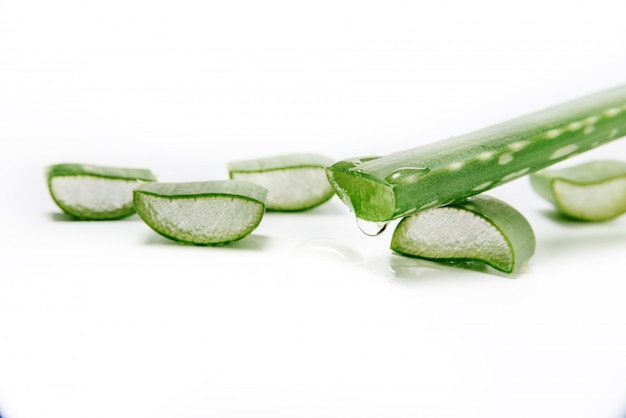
[
  {"xmin": 228, "ymin": 153, "xmax": 335, "ymax": 211},
  {"xmin": 134, "ymin": 180, "xmax": 267, "ymax": 245},
  {"xmin": 391, "ymin": 195, "xmax": 536, "ymax": 273},
  {"xmin": 47, "ymin": 163, "xmax": 157, "ymax": 220},
  {"xmin": 530, "ymin": 160, "xmax": 626, "ymax": 221}
]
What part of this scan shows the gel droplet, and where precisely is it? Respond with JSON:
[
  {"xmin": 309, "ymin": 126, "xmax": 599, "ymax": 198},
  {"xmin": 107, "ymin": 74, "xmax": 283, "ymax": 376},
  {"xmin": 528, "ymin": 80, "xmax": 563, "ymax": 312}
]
[
  {"xmin": 385, "ymin": 167, "xmax": 429, "ymax": 185},
  {"xmin": 356, "ymin": 218, "xmax": 389, "ymax": 236}
]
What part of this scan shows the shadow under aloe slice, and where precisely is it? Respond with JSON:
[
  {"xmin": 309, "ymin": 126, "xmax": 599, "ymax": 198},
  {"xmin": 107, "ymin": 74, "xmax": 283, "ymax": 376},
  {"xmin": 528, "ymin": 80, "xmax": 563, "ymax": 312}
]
[
  {"xmin": 133, "ymin": 180, "xmax": 267, "ymax": 245},
  {"xmin": 46, "ymin": 163, "xmax": 157, "ymax": 220},
  {"xmin": 390, "ymin": 195, "xmax": 536, "ymax": 274},
  {"xmin": 530, "ymin": 160, "xmax": 626, "ymax": 221}
]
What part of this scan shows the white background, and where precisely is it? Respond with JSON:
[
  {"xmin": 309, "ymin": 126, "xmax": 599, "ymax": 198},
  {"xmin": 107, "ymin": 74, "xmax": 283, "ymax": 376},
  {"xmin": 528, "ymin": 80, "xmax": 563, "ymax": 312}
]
[{"xmin": 2, "ymin": 1, "xmax": 626, "ymax": 417}]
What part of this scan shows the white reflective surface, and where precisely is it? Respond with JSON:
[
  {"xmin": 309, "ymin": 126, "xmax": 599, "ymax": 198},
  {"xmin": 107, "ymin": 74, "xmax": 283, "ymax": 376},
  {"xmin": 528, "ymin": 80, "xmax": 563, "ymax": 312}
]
[{"xmin": 2, "ymin": 1, "xmax": 626, "ymax": 417}]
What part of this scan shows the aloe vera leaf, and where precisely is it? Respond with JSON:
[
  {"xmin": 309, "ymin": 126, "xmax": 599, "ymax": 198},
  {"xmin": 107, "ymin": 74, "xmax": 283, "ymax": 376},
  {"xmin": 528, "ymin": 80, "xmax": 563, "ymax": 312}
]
[
  {"xmin": 327, "ymin": 85, "xmax": 626, "ymax": 222},
  {"xmin": 46, "ymin": 163, "xmax": 157, "ymax": 220},
  {"xmin": 133, "ymin": 180, "xmax": 267, "ymax": 245},
  {"xmin": 530, "ymin": 160, "xmax": 626, "ymax": 221},
  {"xmin": 228, "ymin": 153, "xmax": 335, "ymax": 211},
  {"xmin": 390, "ymin": 195, "xmax": 536, "ymax": 274}
]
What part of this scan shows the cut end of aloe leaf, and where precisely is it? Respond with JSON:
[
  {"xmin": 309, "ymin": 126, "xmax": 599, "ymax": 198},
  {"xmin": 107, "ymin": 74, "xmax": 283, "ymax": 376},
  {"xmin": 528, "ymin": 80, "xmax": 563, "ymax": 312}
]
[
  {"xmin": 325, "ymin": 157, "xmax": 395, "ymax": 221},
  {"xmin": 46, "ymin": 163, "xmax": 157, "ymax": 220},
  {"xmin": 390, "ymin": 195, "xmax": 536, "ymax": 274},
  {"xmin": 530, "ymin": 160, "xmax": 626, "ymax": 221},
  {"xmin": 133, "ymin": 180, "xmax": 267, "ymax": 245},
  {"xmin": 228, "ymin": 153, "xmax": 335, "ymax": 211}
]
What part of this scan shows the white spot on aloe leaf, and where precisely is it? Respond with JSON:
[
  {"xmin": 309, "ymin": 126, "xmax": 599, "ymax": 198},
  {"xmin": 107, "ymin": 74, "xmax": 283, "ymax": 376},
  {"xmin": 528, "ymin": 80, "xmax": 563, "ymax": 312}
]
[
  {"xmin": 477, "ymin": 151, "xmax": 495, "ymax": 161},
  {"xmin": 604, "ymin": 107, "xmax": 621, "ymax": 117},
  {"xmin": 567, "ymin": 121, "xmax": 584, "ymax": 131},
  {"xmin": 609, "ymin": 128, "xmax": 619, "ymax": 139},
  {"xmin": 472, "ymin": 181, "xmax": 493, "ymax": 191},
  {"xmin": 583, "ymin": 125, "xmax": 595, "ymax": 134},
  {"xmin": 508, "ymin": 141, "xmax": 529, "ymax": 151},
  {"xmin": 545, "ymin": 129, "xmax": 562, "ymax": 139},
  {"xmin": 550, "ymin": 144, "xmax": 579, "ymax": 160},
  {"xmin": 501, "ymin": 168, "xmax": 530, "ymax": 182},
  {"xmin": 447, "ymin": 162, "xmax": 464, "ymax": 171},
  {"xmin": 499, "ymin": 153, "xmax": 513, "ymax": 165},
  {"xmin": 585, "ymin": 116, "xmax": 600, "ymax": 125}
]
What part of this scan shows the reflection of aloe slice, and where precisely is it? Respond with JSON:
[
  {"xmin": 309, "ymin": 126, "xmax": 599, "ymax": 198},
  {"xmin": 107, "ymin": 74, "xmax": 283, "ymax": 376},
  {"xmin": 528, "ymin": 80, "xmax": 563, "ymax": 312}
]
[
  {"xmin": 134, "ymin": 180, "xmax": 267, "ymax": 245},
  {"xmin": 390, "ymin": 195, "xmax": 535, "ymax": 274},
  {"xmin": 46, "ymin": 163, "xmax": 156, "ymax": 220},
  {"xmin": 530, "ymin": 160, "xmax": 626, "ymax": 221},
  {"xmin": 228, "ymin": 153, "xmax": 335, "ymax": 211}
]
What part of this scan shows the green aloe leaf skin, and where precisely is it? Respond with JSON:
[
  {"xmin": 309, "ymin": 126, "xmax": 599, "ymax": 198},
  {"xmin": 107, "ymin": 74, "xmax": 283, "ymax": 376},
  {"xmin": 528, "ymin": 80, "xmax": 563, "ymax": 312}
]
[
  {"xmin": 327, "ymin": 85, "xmax": 626, "ymax": 222},
  {"xmin": 390, "ymin": 195, "xmax": 536, "ymax": 274},
  {"xmin": 133, "ymin": 180, "xmax": 267, "ymax": 246},
  {"xmin": 228, "ymin": 153, "xmax": 335, "ymax": 211},
  {"xmin": 46, "ymin": 163, "xmax": 157, "ymax": 220},
  {"xmin": 530, "ymin": 160, "xmax": 626, "ymax": 221}
]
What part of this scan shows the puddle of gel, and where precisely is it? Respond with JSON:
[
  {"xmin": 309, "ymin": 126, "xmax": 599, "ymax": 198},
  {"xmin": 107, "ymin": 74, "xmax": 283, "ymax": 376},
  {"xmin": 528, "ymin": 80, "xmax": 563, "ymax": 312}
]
[
  {"xmin": 390, "ymin": 255, "xmax": 514, "ymax": 279},
  {"xmin": 291, "ymin": 237, "xmax": 366, "ymax": 265},
  {"xmin": 390, "ymin": 260, "xmax": 443, "ymax": 279}
]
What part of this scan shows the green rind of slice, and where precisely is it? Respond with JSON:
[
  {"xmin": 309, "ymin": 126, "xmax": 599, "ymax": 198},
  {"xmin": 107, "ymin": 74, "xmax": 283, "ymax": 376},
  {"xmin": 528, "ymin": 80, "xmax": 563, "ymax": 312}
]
[
  {"xmin": 390, "ymin": 195, "xmax": 536, "ymax": 274},
  {"xmin": 228, "ymin": 153, "xmax": 335, "ymax": 211},
  {"xmin": 133, "ymin": 180, "xmax": 267, "ymax": 245},
  {"xmin": 47, "ymin": 163, "xmax": 157, "ymax": 181},
  {"xmin": 46, "ymin": 163, "xmax": 157, "ymax": 220},
  {"xmin": 530, "ymin": 160, "xmax": 626, "ymax": 221}
]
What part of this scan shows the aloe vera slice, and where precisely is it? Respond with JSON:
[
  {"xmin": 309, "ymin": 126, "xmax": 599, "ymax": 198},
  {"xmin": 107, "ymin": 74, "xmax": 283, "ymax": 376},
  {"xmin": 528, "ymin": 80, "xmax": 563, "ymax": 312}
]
[
  {"xmin": 390, "ymin": 195, "xmax": 536, "ymax": 274},
  {"xmin": 46, "ymin": 163, "xmax": 157, "ymax": 220},
  {"xmin": 530, "ymin": 160, "xmax": 626, "ymax": 221},
  {"xmin": 327, "ymin": 85, "xmax": 626, "ymax": 222},
  {"xmin": 133, "ymin": 180, "xmax": 267, "ymax": 245},
  {"xmin": 228, "ymin": 153, "xmax": 335, "ymax": 211}
]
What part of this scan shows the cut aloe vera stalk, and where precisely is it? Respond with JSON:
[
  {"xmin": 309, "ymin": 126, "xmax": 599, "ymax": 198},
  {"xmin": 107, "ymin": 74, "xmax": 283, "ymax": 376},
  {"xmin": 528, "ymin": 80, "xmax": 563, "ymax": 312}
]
[
  {"xmin": 530, "ymin": 160, "xmax": 626, "ymax": 221},
  {"xmin": 327, "ymin": 85, "xmax": 626, "ymax": 222},
  {"xmin": 390, "ymin": 195, "xmax": 536, "ymax": 274},
  {"xmin": 228, "ymin": 153, "xmax": 335, "ymax": 211},
  {"xmin": 133, "ymin": 180, "xmax": 267, "ymax": 245},
  {"xmin": 46, "ymin": 163, "xmax": 157, "ymax": 220}
]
